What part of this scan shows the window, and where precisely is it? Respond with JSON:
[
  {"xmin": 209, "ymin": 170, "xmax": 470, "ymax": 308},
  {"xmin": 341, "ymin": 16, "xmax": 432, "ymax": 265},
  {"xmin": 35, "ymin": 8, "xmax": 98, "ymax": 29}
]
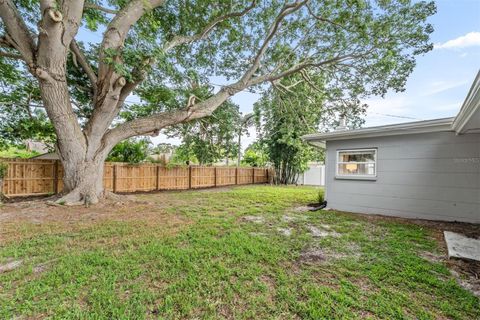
[{"xmin": 336, "ymin": 149, "xmax": 377, "ymax": 179}]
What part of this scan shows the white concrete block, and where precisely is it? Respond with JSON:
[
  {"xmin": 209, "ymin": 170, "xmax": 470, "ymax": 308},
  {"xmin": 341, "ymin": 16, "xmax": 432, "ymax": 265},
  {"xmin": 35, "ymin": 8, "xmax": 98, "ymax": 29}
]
[{"xmin": 444, "ymin": 231, "xmax": 480, "ymax": 261}]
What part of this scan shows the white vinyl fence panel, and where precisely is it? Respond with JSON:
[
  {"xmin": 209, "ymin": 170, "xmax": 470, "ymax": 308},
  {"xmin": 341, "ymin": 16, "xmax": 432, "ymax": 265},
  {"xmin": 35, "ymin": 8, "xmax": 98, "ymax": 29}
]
[{"xmin": 297, "ymin": 164, "xmax": 325, "ymax": 186}]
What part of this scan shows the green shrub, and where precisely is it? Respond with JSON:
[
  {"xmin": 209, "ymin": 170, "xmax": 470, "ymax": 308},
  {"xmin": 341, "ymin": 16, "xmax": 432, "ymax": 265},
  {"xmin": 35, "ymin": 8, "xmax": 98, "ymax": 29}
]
[{"xmin": 0, "ymin": 162, "xmax": 7, "ymax": 179}]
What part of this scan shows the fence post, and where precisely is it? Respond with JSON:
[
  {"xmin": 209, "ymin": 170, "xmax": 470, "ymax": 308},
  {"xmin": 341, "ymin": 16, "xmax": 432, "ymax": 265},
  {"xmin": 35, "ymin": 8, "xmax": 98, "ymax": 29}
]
[
  {"xmin": 188, "ymin": 165, "xmax": 192, "ymax": 189},
  {"xmin": 266, "ymin": 168, "xmax": 269, "ymax": 183},
  {"xmin": 53, "ymin": 160, "xmax": 59, "ymax": 194},
  {"xmin": 252, "ymin": 167, "xmax": 255, "ymax": 184},
  {"xmin": 235, "ymin": 167, "xmax": 238, "ymax": 185},
  {"xmin": 156, "ymin": 165, "xmax": 160, "ymax": 191},
  {"xmin": 214, "ymin": 167, "xmax": 217, "ymax": 187},
  {"xmin": 113, "ymin": 164, "xmax": 117, "ymax": 193}
]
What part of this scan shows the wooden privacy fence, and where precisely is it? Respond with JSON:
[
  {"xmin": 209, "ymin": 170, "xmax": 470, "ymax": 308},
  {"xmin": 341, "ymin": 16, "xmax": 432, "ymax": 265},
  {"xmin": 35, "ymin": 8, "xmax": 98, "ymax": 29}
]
[{"xmin": 0, "ymin": 158, "xmax": 269, "ymax": 197}]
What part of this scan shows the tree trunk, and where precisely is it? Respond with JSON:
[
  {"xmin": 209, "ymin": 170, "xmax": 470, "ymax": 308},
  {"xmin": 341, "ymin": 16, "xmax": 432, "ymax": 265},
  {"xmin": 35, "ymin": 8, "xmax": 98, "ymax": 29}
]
[
  {"xmin": 237, "ymin": 129, "xmax": 242, "ymax": 167},
  {"xmin": 59, "ymin": 155, "xmax": 106, "ymax": 205}
]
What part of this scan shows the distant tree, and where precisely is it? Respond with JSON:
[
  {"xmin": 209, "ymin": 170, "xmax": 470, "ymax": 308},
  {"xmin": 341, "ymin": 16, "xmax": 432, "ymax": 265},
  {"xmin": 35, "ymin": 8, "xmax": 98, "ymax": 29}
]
[
  {"xmin": 151, "ymin": 143, "xmax": 176, "ymax": 155},
  {"xmin": 237, "ymin": 113, "xmax": 255, "ymax": 167},
  {"xmin": 169, "ymin": 144, "xmax": 197, "ymax": 165},
  {"xmin": 107, "ymin": 138, "xmax": 151, "ymax": 164},
  {"xmin": 242, "ymin": 142, "xmax": 268, "ymax": 167},
  {"xmin": 0, "ymin": 0, "xmax": 436, "ymax": 203}
]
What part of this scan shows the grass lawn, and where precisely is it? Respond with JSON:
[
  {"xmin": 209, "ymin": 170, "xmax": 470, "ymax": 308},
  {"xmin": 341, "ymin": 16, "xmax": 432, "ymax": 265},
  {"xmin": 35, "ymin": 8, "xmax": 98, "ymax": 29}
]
[{"xmin": 0, "ymin": 186, "xmax": 479, "ymax": 319}]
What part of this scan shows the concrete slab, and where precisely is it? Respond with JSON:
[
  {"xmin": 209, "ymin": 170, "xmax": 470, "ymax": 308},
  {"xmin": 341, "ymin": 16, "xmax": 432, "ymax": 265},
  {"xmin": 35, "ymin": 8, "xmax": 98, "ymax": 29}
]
[{"xmin": 444, "ymin": 231, "xmax": 480, "ymax": 261}]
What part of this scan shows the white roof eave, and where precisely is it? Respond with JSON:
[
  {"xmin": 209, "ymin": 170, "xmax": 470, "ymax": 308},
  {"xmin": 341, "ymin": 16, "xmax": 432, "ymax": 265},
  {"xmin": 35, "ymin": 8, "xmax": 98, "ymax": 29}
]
[
  {"xmin": 452, "ymin": 70, "xmax": 480, "ymax": 134},
  {"xmin": 303, "ymin": 117, "xmax": 454, "ymax": 143}
]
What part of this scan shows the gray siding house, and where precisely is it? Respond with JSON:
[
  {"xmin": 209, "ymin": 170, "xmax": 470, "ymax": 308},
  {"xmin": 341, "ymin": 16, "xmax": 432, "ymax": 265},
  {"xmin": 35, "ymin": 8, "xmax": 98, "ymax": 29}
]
[{"xmin": 304, "ymin": 72, "xmax": 480, "ymax": 223}]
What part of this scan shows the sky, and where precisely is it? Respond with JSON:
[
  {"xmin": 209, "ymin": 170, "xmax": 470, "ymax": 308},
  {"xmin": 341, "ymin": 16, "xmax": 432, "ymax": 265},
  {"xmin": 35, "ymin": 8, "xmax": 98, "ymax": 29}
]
[
  {"xmin": 78, "ymin": 1, "xmax": 480, "ymax": 149},
  {"xmin": 363, "ymin": 0, "xmax": 480, "ymax": 126}
]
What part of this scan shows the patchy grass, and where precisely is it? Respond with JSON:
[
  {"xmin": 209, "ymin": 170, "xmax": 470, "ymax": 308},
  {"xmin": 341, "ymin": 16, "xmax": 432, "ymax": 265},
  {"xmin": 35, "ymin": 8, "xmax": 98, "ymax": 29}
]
[{"xmin": 0, "ymin": 186, "xmax": 478, "ymax": 319}]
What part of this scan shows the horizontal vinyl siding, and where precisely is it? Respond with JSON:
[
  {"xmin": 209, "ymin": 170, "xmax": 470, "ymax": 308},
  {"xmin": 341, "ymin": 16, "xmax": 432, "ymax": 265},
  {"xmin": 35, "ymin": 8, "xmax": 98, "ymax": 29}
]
[{"xmin": 325, "ymin": 131, "xmax": 480, "ymax": 223}]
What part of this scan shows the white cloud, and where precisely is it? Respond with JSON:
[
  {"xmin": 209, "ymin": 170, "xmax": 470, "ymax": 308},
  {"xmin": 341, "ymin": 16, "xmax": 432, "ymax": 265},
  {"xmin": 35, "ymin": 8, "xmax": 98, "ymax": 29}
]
[
  {"xmin": 421, "ymin": 80, "xmax": 469, "ymax": 96},
  {"xmin": 434, "ymin": 32, "xmax": 480, "ymax": 50},
  {"xmin": 152, "ymin": 133, "xmax": 182, "ymax": 146}
]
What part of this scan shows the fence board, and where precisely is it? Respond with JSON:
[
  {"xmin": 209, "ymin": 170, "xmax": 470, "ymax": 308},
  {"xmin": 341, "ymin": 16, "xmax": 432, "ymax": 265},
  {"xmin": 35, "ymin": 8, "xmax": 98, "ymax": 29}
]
[
  {"xmin": 158, "ymin": 166, "xmax": 189, "ymax": 190},
  {"xmin": 237, "ymin": 168, "xmax": 254, "ymax": 185},
  {"xmin": 216, "ymin": 167, "xmax": 236, "ymax": 186},
  {"xmin": 0, "ymin": 158, "xmax": 268, "ymax": 197},
  {"xmin": 191, "ymin": 167, "xmax": 215, "ymax": 188}
]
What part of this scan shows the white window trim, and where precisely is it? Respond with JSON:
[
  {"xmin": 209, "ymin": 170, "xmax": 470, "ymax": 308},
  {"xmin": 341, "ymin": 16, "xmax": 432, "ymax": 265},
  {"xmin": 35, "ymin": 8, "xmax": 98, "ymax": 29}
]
[{"xmin": 335, "ymin": 148, "xmax": 377, "ymax": 180}]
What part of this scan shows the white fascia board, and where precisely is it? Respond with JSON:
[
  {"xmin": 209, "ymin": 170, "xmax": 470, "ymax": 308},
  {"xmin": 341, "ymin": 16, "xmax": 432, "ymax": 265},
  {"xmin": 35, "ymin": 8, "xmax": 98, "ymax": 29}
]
[{"xmin": 302, "ymin": 117, "xmax": 454, "ymax": 143}]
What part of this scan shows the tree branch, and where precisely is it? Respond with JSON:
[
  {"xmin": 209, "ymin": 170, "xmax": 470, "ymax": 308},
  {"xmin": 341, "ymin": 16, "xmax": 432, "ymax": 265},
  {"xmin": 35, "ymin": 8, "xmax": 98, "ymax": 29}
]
[
  {"xmin": 305, "ymin": 3, "xmax": 348, "ymax": 31},
  {"xmin": 0, "ymin": 50, "xmax": 23, "ymax": 59},
  {"xmin": 98, "ymin": 0, "xmax": 167, "ymax": 80},
  {"xmin": 70, "ymin": 40, "xmax": 98, "ymax": 94},
  {"xmin": 84, "ymin": 2, "xmax": 118, "ymax": 14},
  {"xmin": 0, "ymin": 35, "xmax": 15, "ymax": 49},
  {"xmin": 239, "ymin": 0, "xmax": 307, "ymax": 83},
  {"xmin": 103, "ymin": 88, "xmax": 233, "ymax": 146},
  {"xmin": 163, "ymin": 1, "xmax": 257, "ymax": 52},
  {"xmin": 249, "ymin": 50, "xmax": 374, "ymax": 86},
  {"xmin": 0, "ymin": 0, "xmax": 36, "ymax": 70},
  {"xmin": 62, "ymin": 1, "xmax": 86, "ymax": 46}
]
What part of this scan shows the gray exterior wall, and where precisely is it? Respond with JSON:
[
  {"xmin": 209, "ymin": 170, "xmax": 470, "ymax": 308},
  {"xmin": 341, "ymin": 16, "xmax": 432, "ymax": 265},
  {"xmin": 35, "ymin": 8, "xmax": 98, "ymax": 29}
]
[{"xmin": 325, "ymin": 131, "xmax": 480, "ymax": 223}]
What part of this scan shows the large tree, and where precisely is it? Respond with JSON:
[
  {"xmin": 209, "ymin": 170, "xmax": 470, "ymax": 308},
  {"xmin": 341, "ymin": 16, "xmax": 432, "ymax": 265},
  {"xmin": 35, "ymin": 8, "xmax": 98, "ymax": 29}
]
[{"xmin": 0, "ymin": 0, "xmax": 435, "ymax": 204}]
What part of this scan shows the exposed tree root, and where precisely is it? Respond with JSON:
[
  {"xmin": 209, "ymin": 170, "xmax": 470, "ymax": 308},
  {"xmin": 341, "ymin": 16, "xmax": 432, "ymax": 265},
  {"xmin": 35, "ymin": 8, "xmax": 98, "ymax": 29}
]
[
  {"xmin": 104, "ymin": 190, "xmax": 123, "ymax": 202},
  {"xmin": 48, "ymin": 189, "xmax": 127, "ymax": 207},
  {"xmin": 53, "ymin": 188, "xmax": 100, "ymax": 207}
]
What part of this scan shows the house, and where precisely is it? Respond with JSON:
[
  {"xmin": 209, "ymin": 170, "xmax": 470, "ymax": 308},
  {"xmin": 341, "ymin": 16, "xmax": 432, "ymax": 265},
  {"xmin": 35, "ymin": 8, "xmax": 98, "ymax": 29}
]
[
  {"xmin": 303, "ymin": 71, "xmax": 480, "ymax": 223},
  {"xmin": 30, "ymin": 152, "xmax": 60, "ymax": 160},
  {"xmin": 24, "ymin": 140, "xmax": 50, "ymax": 154}
]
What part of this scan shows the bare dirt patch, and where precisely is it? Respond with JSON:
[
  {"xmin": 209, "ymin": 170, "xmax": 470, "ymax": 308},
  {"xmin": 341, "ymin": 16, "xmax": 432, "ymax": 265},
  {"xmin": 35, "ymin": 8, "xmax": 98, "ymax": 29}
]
[
  {"xmin": 277, "ymin": 227, "xmax": 292, "ymax": 237},
  {"xmin": 195, "ymin": 186, "xmax": 233, "ymax": 193},
  {"xmin": 307, "ymin": 225, "xmax": 341, "ymax": 238},
  {"xmin": 448, "ymin": 260, "xmax": 480, "ymax": 298},
  {"xmin": 299, "ymin": 247, "xmax": 326, "ymax": 263},
  {"xmin": 293, "ymin": 206, "xmax": 311, "ymax": 212},
  {"xmin": 420, "ymin": 251, "xmax": 445, "ymax": 264},
  {"xmin": 299, "ymin": 242, "xmax": 361, "ymax": 265},
  {"xmin": 0, "ymin": 259, "xmax": 23, "ymax": 273},
  {"xmin": 242, "ymin": 216, "xmax": 265, "ymax": 224},
  {"xmin": 0, "ymin": 192, "xmax": 191, "ymax": 244}
]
